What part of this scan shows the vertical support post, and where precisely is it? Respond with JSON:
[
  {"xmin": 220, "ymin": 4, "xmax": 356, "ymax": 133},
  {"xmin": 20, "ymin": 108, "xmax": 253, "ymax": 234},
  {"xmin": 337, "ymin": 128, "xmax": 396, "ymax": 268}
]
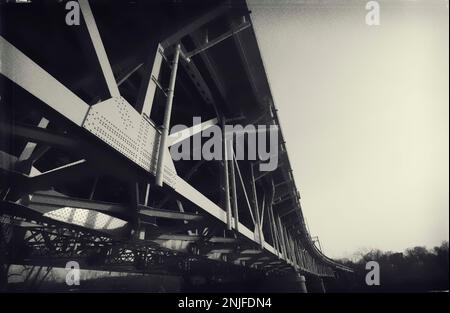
[
  {"xmin": 277, "ymin": 215, "xmax": 289, "ymax": 262},
  {"xmin": 293, "ymin": 240, "xmax": 300, "ymax": 266},
  {"xmin": 260, "ymin": 193, "xmax": 266, "ymax": 227},
  {"xmin": 299, "ymin": 247, "xmax": 306, "ymax": 268},
  {"xmin": 288, "ymin": 233, "xmax": 299, "ymax": 268},
  {"xmin": 89, "ymin": 177, "xmax": 99, "ymax": 200},
  {"xmin": 318, "ymin": 277, "xmax": 326, "ymax": 293},
  {"xmin": 266, "ymin": 202, "xmax": 277, "ymax": 256},
  {"xmin": 176, "ymin": 200, "xmax": 189, "ymax": 226},
  {"xmin": 282, "ymin": 225, "xmax": 291, "ymax": 263},
  {"xmin": 222, "ymin": 120, "xmax": 232, "ymax": 230},
  {"xmin": 284, "ymin": 226, "xmax": 294, "ymax": 264},
  {"xmin": 155, "ymin": 44, "xmax": 181, "ymax": 187},
  {"xmin": 275, "ymin": 215, "xmax": 284, "ymax": 259},
  {"xmin": 294, "ymin": 240, "xmax": 304, "ymax": 268},
  {"xmin": 285, "ymin": 231, "xmax": 293, "ymax": 265},
  {"xmin": 144, "ymin": 183, "xmax": 150, "ymax": 206},
  {"xmin": 268, "ymin": 203, "xmax": 280, "ymax": 257},
  {"xmin": 289, "ymin": 233, "xmax": 296, "ymax": 265},
  {"xmin": 250, "ymin": 164, "xmax": 264, "ymax": 249},
  {"xmin": 229, "ymin": 143, "xmax": 239, "ymax": 232},
  {"xmin": 129, "ymin": 182, "xmax": 142, "ymax": 240}
]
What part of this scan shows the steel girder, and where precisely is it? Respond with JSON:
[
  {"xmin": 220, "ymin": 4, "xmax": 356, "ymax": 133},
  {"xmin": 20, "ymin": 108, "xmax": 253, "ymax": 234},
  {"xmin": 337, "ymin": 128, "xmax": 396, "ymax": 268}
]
[{"xmin": 0, "ymin": 0, "xmax": 350, "ymax": 282}]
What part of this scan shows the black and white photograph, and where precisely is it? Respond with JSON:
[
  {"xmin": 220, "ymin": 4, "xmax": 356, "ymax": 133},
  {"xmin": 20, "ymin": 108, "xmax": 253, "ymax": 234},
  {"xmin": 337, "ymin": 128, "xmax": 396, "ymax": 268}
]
[{"xmin": 0, "ymin": 0, "xmax": 448, "ymax": 304}]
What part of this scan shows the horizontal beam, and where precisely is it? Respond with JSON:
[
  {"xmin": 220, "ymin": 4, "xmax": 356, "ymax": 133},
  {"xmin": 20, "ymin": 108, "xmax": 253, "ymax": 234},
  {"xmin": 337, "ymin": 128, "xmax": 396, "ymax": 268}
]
[
  {"xmin": 185, "ymin": 22, "xmax": 251, "ymax": 58},
  {"xmin": 0, "ymin": 123, "xmax": 80, "ymax": 151},
  {"xmin": 24, "ymin": 191, "xmax": 126, "ymax": 216},
  {"xmin": 161, "ymin": 3, "xmax": 230, "ymax": 49},
  {"xmin": 139, "ymin": 205, "xmax": 203, "ymax": 222},
  {"xmin": 0, "ymin": 201, "xmax": 118, "ymax": 238}
]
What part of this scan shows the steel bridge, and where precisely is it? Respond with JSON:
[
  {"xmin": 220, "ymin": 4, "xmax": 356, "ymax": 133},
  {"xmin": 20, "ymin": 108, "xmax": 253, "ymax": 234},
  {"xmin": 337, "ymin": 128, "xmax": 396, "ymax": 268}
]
[{"xmin": 0, "ymin": 0, "xmax": 351, "ymax": 292}]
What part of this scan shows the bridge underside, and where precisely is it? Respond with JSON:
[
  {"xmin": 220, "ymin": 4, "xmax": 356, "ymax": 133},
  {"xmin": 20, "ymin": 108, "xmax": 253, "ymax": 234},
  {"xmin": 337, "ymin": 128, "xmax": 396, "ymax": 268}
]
[{"xmin": 0, "ymin": 0, "xmax": 351, "ymax": 291}]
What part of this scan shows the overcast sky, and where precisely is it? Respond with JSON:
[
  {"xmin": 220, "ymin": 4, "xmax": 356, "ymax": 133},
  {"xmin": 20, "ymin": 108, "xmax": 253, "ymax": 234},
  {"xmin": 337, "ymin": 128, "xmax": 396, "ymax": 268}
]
[{"xmin": 249, "ymin": 0, "xmax": 449, "ymax": 258}]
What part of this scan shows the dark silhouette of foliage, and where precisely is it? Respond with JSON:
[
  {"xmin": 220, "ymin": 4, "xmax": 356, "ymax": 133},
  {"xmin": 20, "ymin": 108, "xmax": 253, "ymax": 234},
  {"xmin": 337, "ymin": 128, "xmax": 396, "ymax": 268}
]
[{"xmin": 329, "ymin": 241, "xmax": 449, "ymax": 292}]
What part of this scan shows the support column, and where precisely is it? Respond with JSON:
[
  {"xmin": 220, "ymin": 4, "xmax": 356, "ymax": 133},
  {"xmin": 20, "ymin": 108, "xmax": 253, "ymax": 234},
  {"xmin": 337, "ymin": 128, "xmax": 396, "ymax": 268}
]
[
  {"xmin": 318, "ymin": 277, "xmax": 326, "ymax": 293},
  {"xmin": 229, "ymin": 143, "xmax": 239, "ymax": 232},
  {"xmin": 295, "ymin": 273, "xmax": 308, "ymax": 293},
  {"xmin": 306, "ymin": 275, "xmax": 326, "ymax": 293},
  {"xmin": 222, "ymin": 120, "xmax": 232, "ymax": 230},
  {"xmin": 250, "ymin": 164, "xmax": 264, "ymax": 249},
  {"xmin": 156, "ymin": 44, "xmax": 181, "ymax": 187},
  {"xmin": 0, "ymin": 223, "xmax": 8, "ymax": 292},
  {"xmin": 129, "ymin": 182, "xmax": 142, "ymax": 240}
]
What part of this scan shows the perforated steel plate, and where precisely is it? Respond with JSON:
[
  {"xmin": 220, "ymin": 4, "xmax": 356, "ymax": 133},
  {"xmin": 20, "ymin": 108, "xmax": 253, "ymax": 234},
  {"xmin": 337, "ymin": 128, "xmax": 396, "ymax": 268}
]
[
  {"xmin": 44, "ymin": 207, "xmax": 126, "ymax": 230},
  {"xmin": 82, "ymin": 97, "xmax": 177, "ymax": 186}
]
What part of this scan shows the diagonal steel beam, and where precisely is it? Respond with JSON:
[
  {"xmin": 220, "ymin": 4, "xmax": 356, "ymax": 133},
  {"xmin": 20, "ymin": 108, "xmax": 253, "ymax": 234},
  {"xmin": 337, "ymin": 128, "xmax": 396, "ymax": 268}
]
[
  {"xmin": 135, "ymin": 44, "xmax": 164, "ymax": 117},
  {"xmin": 168, "ymin": 117, "xmax": 218, "ymax": 146},
  {"xmin": 185, "ymin": 22, "xmax": 251, "ymax": 59},
  {"xmin": 0, "ymin": 36, "xmax": 89, "ymax": 125},
  {"xmin": 233, "ymin": 152, "xmax": 255, "ymax": 225},
  {"xmin": 79, "ymin": 0, "xmax": 120, "ymax": 98},
  {"xmin": 18, "ymin": 118, "xmax": 49, "ymax": 162},
  {"xmin": 28, "ymin": 159, "xmax": 93, "ymax": 191}
]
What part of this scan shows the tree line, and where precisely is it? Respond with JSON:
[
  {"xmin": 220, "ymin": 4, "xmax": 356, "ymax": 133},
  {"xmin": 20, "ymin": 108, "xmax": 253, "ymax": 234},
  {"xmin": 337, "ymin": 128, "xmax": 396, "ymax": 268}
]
[{"xmin": 328, "ymin": 241, "xmax": 449, "ymax": 292}]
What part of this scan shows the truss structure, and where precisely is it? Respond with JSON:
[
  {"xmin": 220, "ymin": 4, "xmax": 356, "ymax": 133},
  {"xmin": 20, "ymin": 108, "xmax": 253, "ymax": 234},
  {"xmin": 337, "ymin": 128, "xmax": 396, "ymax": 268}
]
[{"xmin": 0, "ymin": 0, "xmax": 351, "ymax": 290}]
